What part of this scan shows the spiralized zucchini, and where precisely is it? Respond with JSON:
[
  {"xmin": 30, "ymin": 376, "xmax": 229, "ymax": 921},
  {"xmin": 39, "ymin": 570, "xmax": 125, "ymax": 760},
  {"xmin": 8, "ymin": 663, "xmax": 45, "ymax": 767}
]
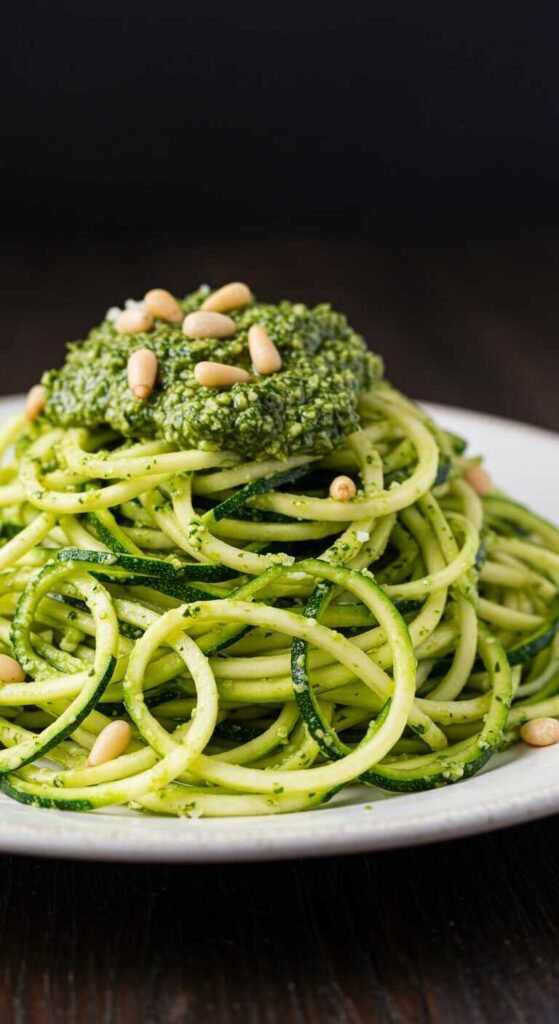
[{"xmin": 0, "ymin": 381, "xmax": 557, "ymax": 817}]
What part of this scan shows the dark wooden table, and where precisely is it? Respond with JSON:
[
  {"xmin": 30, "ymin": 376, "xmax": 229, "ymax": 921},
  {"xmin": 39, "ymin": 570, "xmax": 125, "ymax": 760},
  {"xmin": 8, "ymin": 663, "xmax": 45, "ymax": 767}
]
[{"xmin": 1, "ymin": 233, "xmax": 558, "ymax": 1024}]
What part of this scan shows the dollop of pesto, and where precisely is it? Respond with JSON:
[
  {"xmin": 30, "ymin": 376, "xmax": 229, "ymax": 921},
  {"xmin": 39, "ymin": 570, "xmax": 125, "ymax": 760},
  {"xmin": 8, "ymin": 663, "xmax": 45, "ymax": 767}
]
[{"xmin": 42, "ymin": 289, "xmax": 383, "ymax": 459}]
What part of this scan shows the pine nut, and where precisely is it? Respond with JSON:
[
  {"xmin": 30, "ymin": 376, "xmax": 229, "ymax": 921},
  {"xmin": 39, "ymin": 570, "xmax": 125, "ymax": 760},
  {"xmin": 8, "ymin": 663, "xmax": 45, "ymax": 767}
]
[
  {"xmin": 248, "ymin": 324, "xmax": 282, "ymax": 374},
  {"xmin": 144, "ymin": 288, "xmax": 183, "ymax": 323},
  {"xmin": 115, "ymin": 309, "xmax": 154, "ymax": 335},
  {"xmin": 329, "ymin": 475, "xmax": 357, "ymax": 501},
  {"xmin": 127, "ymin": 348, "xmax": 158, "ymax": 400},
  {"xmin": 464, "ymin": 464, "xmax": 493, "ymax": 495},
  {"xmin": 201, "ymin": 282, "xmax": 252, "ymax": 313},
  {"xmin": 194, "ymin": 361, "xmax": 251, "ymax": 387},
  {"xmin": 87, "ymin": 720, "xmax": 132, "ymax": 767},
  {"xmin": 0, "ymin": 654, "xmax": 25, "ymax": 683},
  {"xmin": 183, "ymin": 311, "xmax": 237, "ymax": 339},
  {"xmin": 520, "ymin": 717, "xmax": 559, "ymax": 747},
  {"xmin": 25, "ymin": 384, "xmax": 46, "ymax": 422}
]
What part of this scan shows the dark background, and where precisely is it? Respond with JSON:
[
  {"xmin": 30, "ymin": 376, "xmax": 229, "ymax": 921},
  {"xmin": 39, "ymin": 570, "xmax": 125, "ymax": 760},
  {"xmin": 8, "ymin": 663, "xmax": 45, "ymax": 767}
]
[
  {"xmin": 5, "ymin": 2, "xmax": 559, "ymax": 237},
  {"xmin": 3, "ymin": 2, "xmax": 559, "ymax": 428},
  {"xmin": 2, "ymin": 6, "xmax": 559, "ymax": 1023}
]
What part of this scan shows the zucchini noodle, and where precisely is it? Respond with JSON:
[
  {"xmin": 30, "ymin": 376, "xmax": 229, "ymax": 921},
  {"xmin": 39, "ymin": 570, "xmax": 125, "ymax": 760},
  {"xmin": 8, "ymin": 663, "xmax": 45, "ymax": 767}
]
[{"xmin": 0, "ymin": 362, "xmax": 558, "ymax": 818}]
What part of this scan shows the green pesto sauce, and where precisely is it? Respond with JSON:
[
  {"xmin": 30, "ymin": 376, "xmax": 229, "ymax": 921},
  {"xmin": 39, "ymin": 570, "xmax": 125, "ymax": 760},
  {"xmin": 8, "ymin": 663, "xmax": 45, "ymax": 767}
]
[{"xmin": 42, "ymin": 289, "xmax": 383, "ymax": 460}]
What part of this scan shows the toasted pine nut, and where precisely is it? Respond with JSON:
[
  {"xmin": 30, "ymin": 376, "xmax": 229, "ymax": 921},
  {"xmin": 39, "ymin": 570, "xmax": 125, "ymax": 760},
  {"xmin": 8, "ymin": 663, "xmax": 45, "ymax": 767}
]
[
  {"xmin": 464, "ymin": 464, "xmax": 493, "ymax": 495},
  {"xmin": 183, "ymin": 311, "xmax": 237, "ymax": 339},
  {"xmin": 329, "ymin": 475, "xmax": 357, "ymax": 501},
  {"xmin": 201, "ymin": 282, "xmax": 252, "ymax": 313},
  {"xmin": 144, "ymin": 288, "xmax": 183, "ymax": 323},
  {"xmin": 25, "ymin": 384, "xmax": 46, "ymax": 422},
  {"xmin": 87, "ymin": 720, "xmax": 132, "ymax": 767},
  {"xmin": 128, "ymin": 348, "xmax": 158, "ymax": 400},
  {"xmin": 194, "ymin": 361, "xmax": 251, "ymax": 388},
  {"xmin": 248, "ymin": 324, "xmax": 282, "ymax": 374},
  {"xmin": 520, "ymin": 717, "xmax": 559, "ymax": 747},
  {"xmin": 0, "ymin": 654, "xmax": 25, "ymax": 683},
  {"xmin": 115, "ymin": 308, "xmax": 154, "ymax": 335}
]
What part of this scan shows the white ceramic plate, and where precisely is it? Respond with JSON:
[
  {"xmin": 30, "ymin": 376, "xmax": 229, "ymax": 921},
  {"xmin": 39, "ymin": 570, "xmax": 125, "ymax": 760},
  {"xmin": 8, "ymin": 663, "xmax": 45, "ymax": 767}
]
[{"xmin": 0, "ymin": 395, "xmax": 557, "ymax": 862}]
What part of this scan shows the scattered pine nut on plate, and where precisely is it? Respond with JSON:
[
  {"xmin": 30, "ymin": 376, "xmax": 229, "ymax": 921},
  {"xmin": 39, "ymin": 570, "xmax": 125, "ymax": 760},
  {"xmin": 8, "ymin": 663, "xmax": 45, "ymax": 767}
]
[
  {"xmin": 25, "ymin": 384, "xmax": 46, "ymax": 422},
  {"xmin": 87, "ymin": 720, "xmax": 133, "ymax": 767},
  {"xmin": 464, "ymin": 464, "xmax": 493, "ymax": 495},
  {"xmin": 329, "ymin": 475, "xmax": 357, "ymax": 501},
  {"xmin": 520, "ymin": 718, "xmax": 559, "ymax": 747},
  {"xmin": 0, "ymin": 654, "xmax": 25, "ymax": 682}
]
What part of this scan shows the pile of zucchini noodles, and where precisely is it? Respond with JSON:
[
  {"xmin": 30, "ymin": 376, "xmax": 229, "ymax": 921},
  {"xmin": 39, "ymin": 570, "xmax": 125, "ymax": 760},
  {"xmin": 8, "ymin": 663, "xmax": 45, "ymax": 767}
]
[{"xmin": 0, "ymin": 380, "xmax": 557, "ymax": 817}]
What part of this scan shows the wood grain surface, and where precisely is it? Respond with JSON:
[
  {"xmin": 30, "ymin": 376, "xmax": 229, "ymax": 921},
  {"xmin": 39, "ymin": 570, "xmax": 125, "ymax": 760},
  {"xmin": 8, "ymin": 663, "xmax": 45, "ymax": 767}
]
[{"xmin": 1, "ymin": 233, "xmax": 558, "ymax": 1024}]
